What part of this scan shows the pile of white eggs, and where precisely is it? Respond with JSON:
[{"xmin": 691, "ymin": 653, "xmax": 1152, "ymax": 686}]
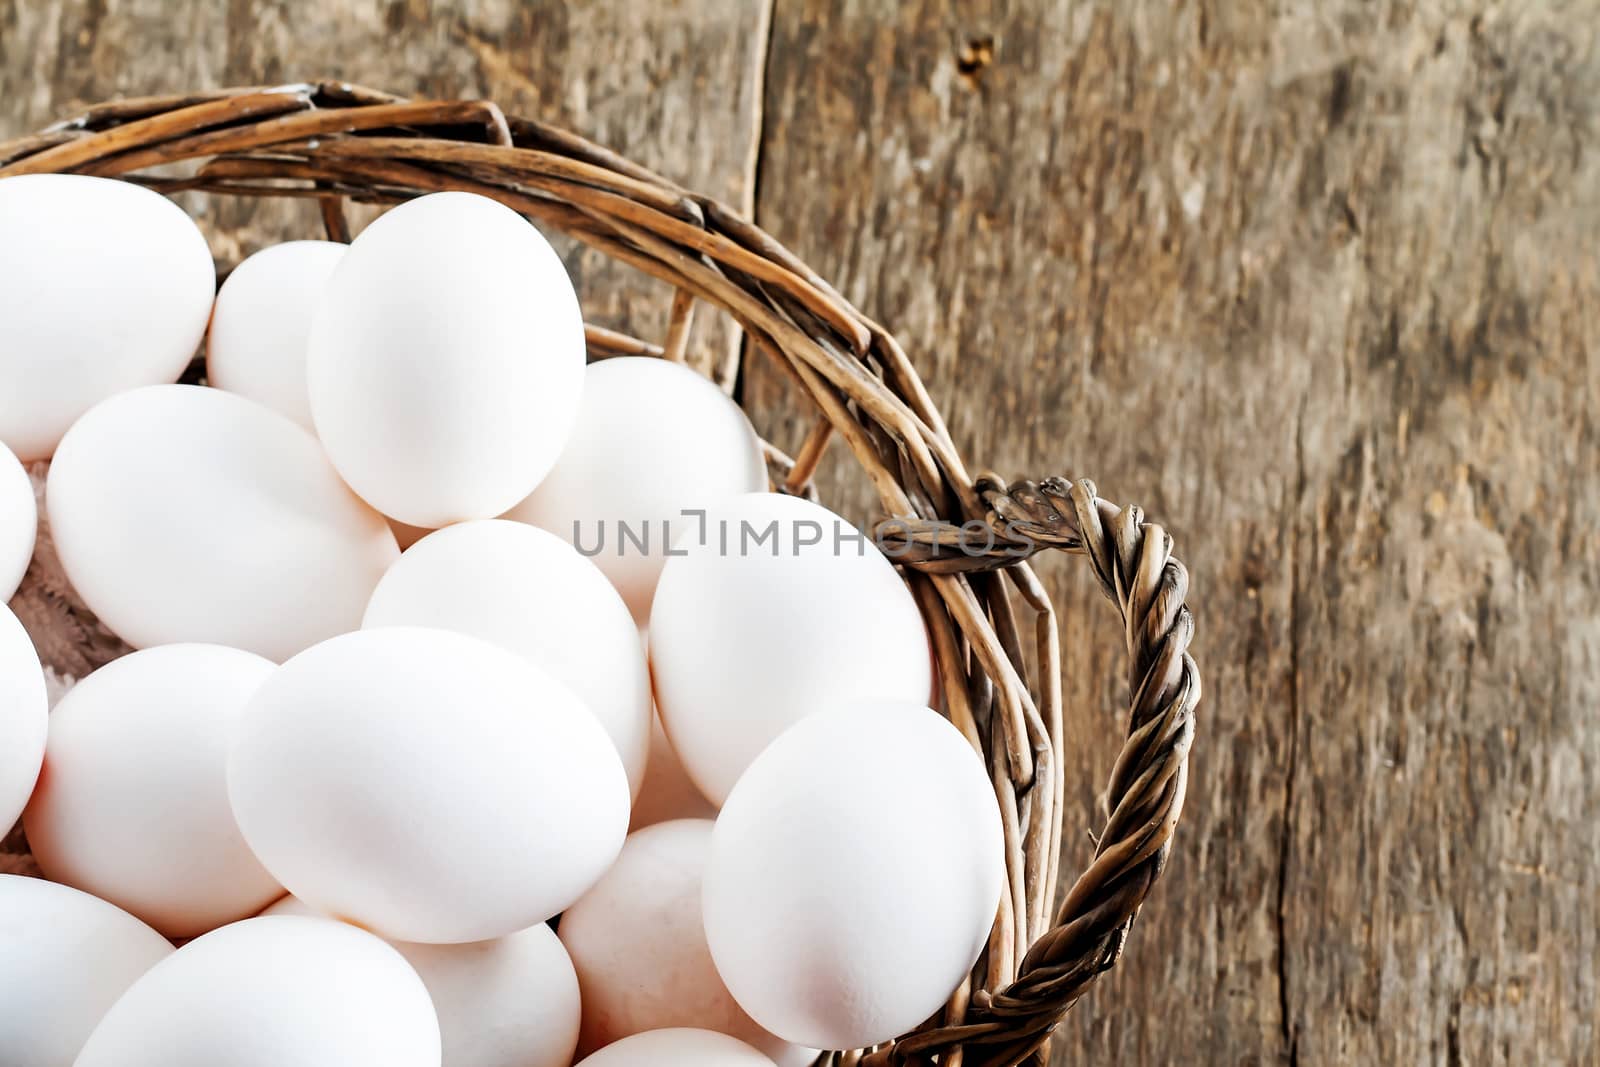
[{"xmin": 0, "ymin": 174, "xmax": 1006, "ymax": 1067}]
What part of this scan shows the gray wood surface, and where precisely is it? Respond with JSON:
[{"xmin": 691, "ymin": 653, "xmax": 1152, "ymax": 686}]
[{"xmin": 3, "ymin": 2, "xmax": 1596, "ymax": 1063}]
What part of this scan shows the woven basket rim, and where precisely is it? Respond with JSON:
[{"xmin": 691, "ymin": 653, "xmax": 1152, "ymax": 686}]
[{"xmin": 0, "ymin": 81, "xmax": 1200, "ymax": 1067}]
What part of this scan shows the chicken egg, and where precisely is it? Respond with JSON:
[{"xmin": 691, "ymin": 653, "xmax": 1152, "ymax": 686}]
[
  {"xmin": 703, "ymin": 701, "xmax": 1004, "ymax": 1051},
  {"xmin": 23, "ymin": 644, "xmax": 283, "ymax": 938},
  {"xmin": 363, "ymin": 520, "xmax": 650, "ymax": 798},
  {"xmin": 307, "ymin": 191, "xmax": 585, "ymax": 527},
  {"xmin": 0, "ymin": 603, "xmax": 46, "ymax": 834},
  {"xmin": 0, "ymin": 874, "xmax": 173, "ymax": 1067},
  {"xmin": 0, "ymin": 439, "xmax": 35, "ymax": 601},
  {"xmin": 0, "ymin": 174, "xmax": 215, "ymax": 461},
  {"xmin": 576, "ymin": 1029, "xmax": 776, "ymax": 1067},
  {"xmin": 206, "ymin": 240, "xmax": 346, "ymax": 432},
  {"xmin": 228, "ymin": 626, "xmax": 629, "ymax": 943},
  {"xmin": 265, "ymin": 895, "xmax": 579, "ymax": 1067},
  {"xmin": 649, "ymin": 492, "xmax": 931, "ymax": 803},
  {"xmin": 45, "ymin": 384, "xmax": 398, "ymax": 661},
  {"xmin": 506, "ymin": 355, "xmax": 767, "ymax": 624},
  {"xmin": 560, "ymin": 819, "xmax": 810, "ymax": 1065},
  {"xmin": 73, "ymin": 915, "xmax": 440, "ymax": 1067}
]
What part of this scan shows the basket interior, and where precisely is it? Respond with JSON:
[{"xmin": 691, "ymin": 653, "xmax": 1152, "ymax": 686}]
[{"xmin": 0, "ymin": 82, "xmax": 1199, "ymax": 1067}]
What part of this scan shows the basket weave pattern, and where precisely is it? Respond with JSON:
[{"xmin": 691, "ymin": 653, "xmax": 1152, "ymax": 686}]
[{"xmin": 0, "ymin": 83, "xmax": 1200, "ymax": 1067}]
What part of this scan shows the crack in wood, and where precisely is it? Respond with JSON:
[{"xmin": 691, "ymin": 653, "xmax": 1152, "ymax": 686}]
[
  {"xmin": 731, "ymin": 0, "xmax": 779, "ymax": 408},
  {"xmin": 1276, "ymin": 394, "xmax": 1308, "ymax": 1067}
]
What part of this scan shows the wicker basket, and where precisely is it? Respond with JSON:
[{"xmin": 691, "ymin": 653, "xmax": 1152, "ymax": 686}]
[{"xmin": 0, "ymin": 83, "xmax": 1200, "ymax": 1067}]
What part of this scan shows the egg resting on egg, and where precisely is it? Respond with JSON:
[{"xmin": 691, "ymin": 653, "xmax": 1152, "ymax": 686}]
[
  {"xmin": 0, "ymin": 174, "xmax": 214, "ymax": 462},
  {"xmin": 264, "ymin": 895, "xmax": 580, "ymax": 1067},
  {"xmin": 560, "ymin": 819, "xmax": 811, "ymax": 1065},
  {"xmin": 363, "ymin": 519, "xmax": 651, "ymax": 799},
  {"xmin": 73, "ymin": 916, "xmax": 440, "ymax": 1067},
  {"xmin": 0, "ymin": 874, "xmax": 173, "ymax": 1067},
  {"xmin": 46, "ymin": 384, "xmax": 398, "ymax": 662},
  {"xmin": 229, "ymin": 626, "xmax": 629, "ymax": 944},
  {"xmin": 649, "ymin": 492, "xmax": 933, "ymax": 805},
  {"xmin": 702, "ymin": 701, "xmax": 1005, "ymax": 1051},
  {"xmin": 23, "ymin": 644, "xmax": 284, "ymax": 939},
  {"xmin": 506, "ymin": 355, "xmax": 768, "ymax": 625},
  {"xmin": 307, "ymin": 191, "xmax": 586, "ymax": 528}
]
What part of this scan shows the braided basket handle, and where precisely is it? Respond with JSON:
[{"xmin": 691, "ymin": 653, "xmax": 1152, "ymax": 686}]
[{"xmin": 871, "ymin": 476, "xmax": 1200, "ymax": 1067}]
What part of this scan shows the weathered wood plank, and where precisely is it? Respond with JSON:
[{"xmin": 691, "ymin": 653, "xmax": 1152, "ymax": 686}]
[
  {"xmin": 748, "ymin": 2, "xmax": 1600, "ymax": 1063},
  {"xmin": 4, "ymin": 1, "xmax": 1598, "ymax": 1062}
]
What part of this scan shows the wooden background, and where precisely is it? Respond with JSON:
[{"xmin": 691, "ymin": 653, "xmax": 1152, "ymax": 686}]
[{"xmin": 3, "ymin": 1, "xmax": 1596, "ymax": 1062}]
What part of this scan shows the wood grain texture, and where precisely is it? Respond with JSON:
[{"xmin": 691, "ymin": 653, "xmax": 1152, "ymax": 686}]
[
  {"xmin": 746, "ymin": 2, "xmax": 1600, "ymax": 1064},
  {"xmin": 2, "ymin": 1, "xmax": 1597, "ymax": 1063}
]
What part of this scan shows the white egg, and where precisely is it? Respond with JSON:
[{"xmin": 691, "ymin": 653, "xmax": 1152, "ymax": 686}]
[
  {"xmin": 307, "ymin": 191, "xmax": 585, "ymax": 527},
  {"xmin": 229, "ymin": 626, "xmax": 629, "ymax": 943},
  {"xmin": 507, "ymin": 356, "xmax": 767, "ymax": 624},
  {"xmin": 649, "ymin": 493, "xmax": 931, "ymax": 803},
  {"xmin": 0, "ymin": 874, "xmax": 173, "ymax": 1067},
  {"xmin": 0, "ymin": 603, "xmax": 46, "ymax": 834},
  {"xmin": 0, "ymin": 439, "xmax": 35, "ymax": 601},
  {"xmin": 703, "ymin": 702, "xmax": 1004, "ymax": 1051},
  {"xmin": 23, "ymin": 644, "xmax": 282, "ymax": 938},
  {"xmin": 561, "ymin": 820, "xmax": 808, "ymax": 1065},
  {"xmin": 0, "ymin": 174, "xmax": 214, "ymax": 461},
  {"xmin": 46, "ymin": 384, "xmax": 399, "ymax": 661},
  {"xmin": 364, "ymin": 520, "xmax": 651, "ymax": 798},
  {"xmin": 207, "ymin": 240, "xmax": 347, "ymax": 431},
  {"xmin": 265, "ymin": 896, "xmax": 580, "ymax": 1067},
  {"xmin": 577, "ymin": 1029, "xmax": 776, "ymax": 1067},
  {"xmin": 629, "ymin": 712, "xmax": 718, "ymax": 832},
  {"xmin": 74, "ymin": 915, "xmax": 439, "ymax": 1067}
]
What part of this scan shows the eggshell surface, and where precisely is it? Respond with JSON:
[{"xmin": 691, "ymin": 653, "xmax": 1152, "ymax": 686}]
[
  {"xmin": 23, "ymin": 644, "xmax": 282, "ymax": 938},
  {"xmin": 46, "ymin": 384, "xmax": 398, "ymax": 661},
  {"xmin": 649, "ymin": 493, "xmax": 931, "ymax": 803},
  {"xmin": 206, "ymin": 239, "xmax": 347, "ymax": 431},
  {"xmin": 507, "ymin": 356, "xmax": 767, "ymax": 623},
  {"xmin": 307, "ymin": 191, "xmax": 585, "ymax": 527},
  {"xmin": 73, "ymin": 915, "xmax": 440, "ymax": 1067},
  {"xmin": 229, "ymin": 626, "xmax": 629, "ymax": 943},
  {"xmin": 0, "ymin": 439, "xmax": 35, "ymax": 601},
  {"xmin": 577, "ymin": 1029, "xmax": 776, "ymax": 1067},
  {"xmin": 0, "ymin": 174, "xmax": 215, "ymax": 461},
  {"xmin": 0, "ymin": 603, "xmax": 46, "ymax": 834},
  {"xmin": 0, "ymin": 874, "xmax": 173, "ymax": 1067},
  {"xmin": 703, "ymin": 702, "xmax": 1005, "ymax": 1051},
  {"xmin": 561, "ymin": 820, "xmax": 807, "ymax": 1065},
  {"xmin": 364, "ymin": 520, "xmax": 650, "ymax": 797},
  {"xmin": 265, "ymin": 896, "xmax": 580, "ymax": 1067}
]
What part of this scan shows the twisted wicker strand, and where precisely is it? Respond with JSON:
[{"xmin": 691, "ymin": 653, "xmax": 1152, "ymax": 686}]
[{"xmin": 871, "ymin": 481, "xmax": 1199, "ymax": 1067}]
